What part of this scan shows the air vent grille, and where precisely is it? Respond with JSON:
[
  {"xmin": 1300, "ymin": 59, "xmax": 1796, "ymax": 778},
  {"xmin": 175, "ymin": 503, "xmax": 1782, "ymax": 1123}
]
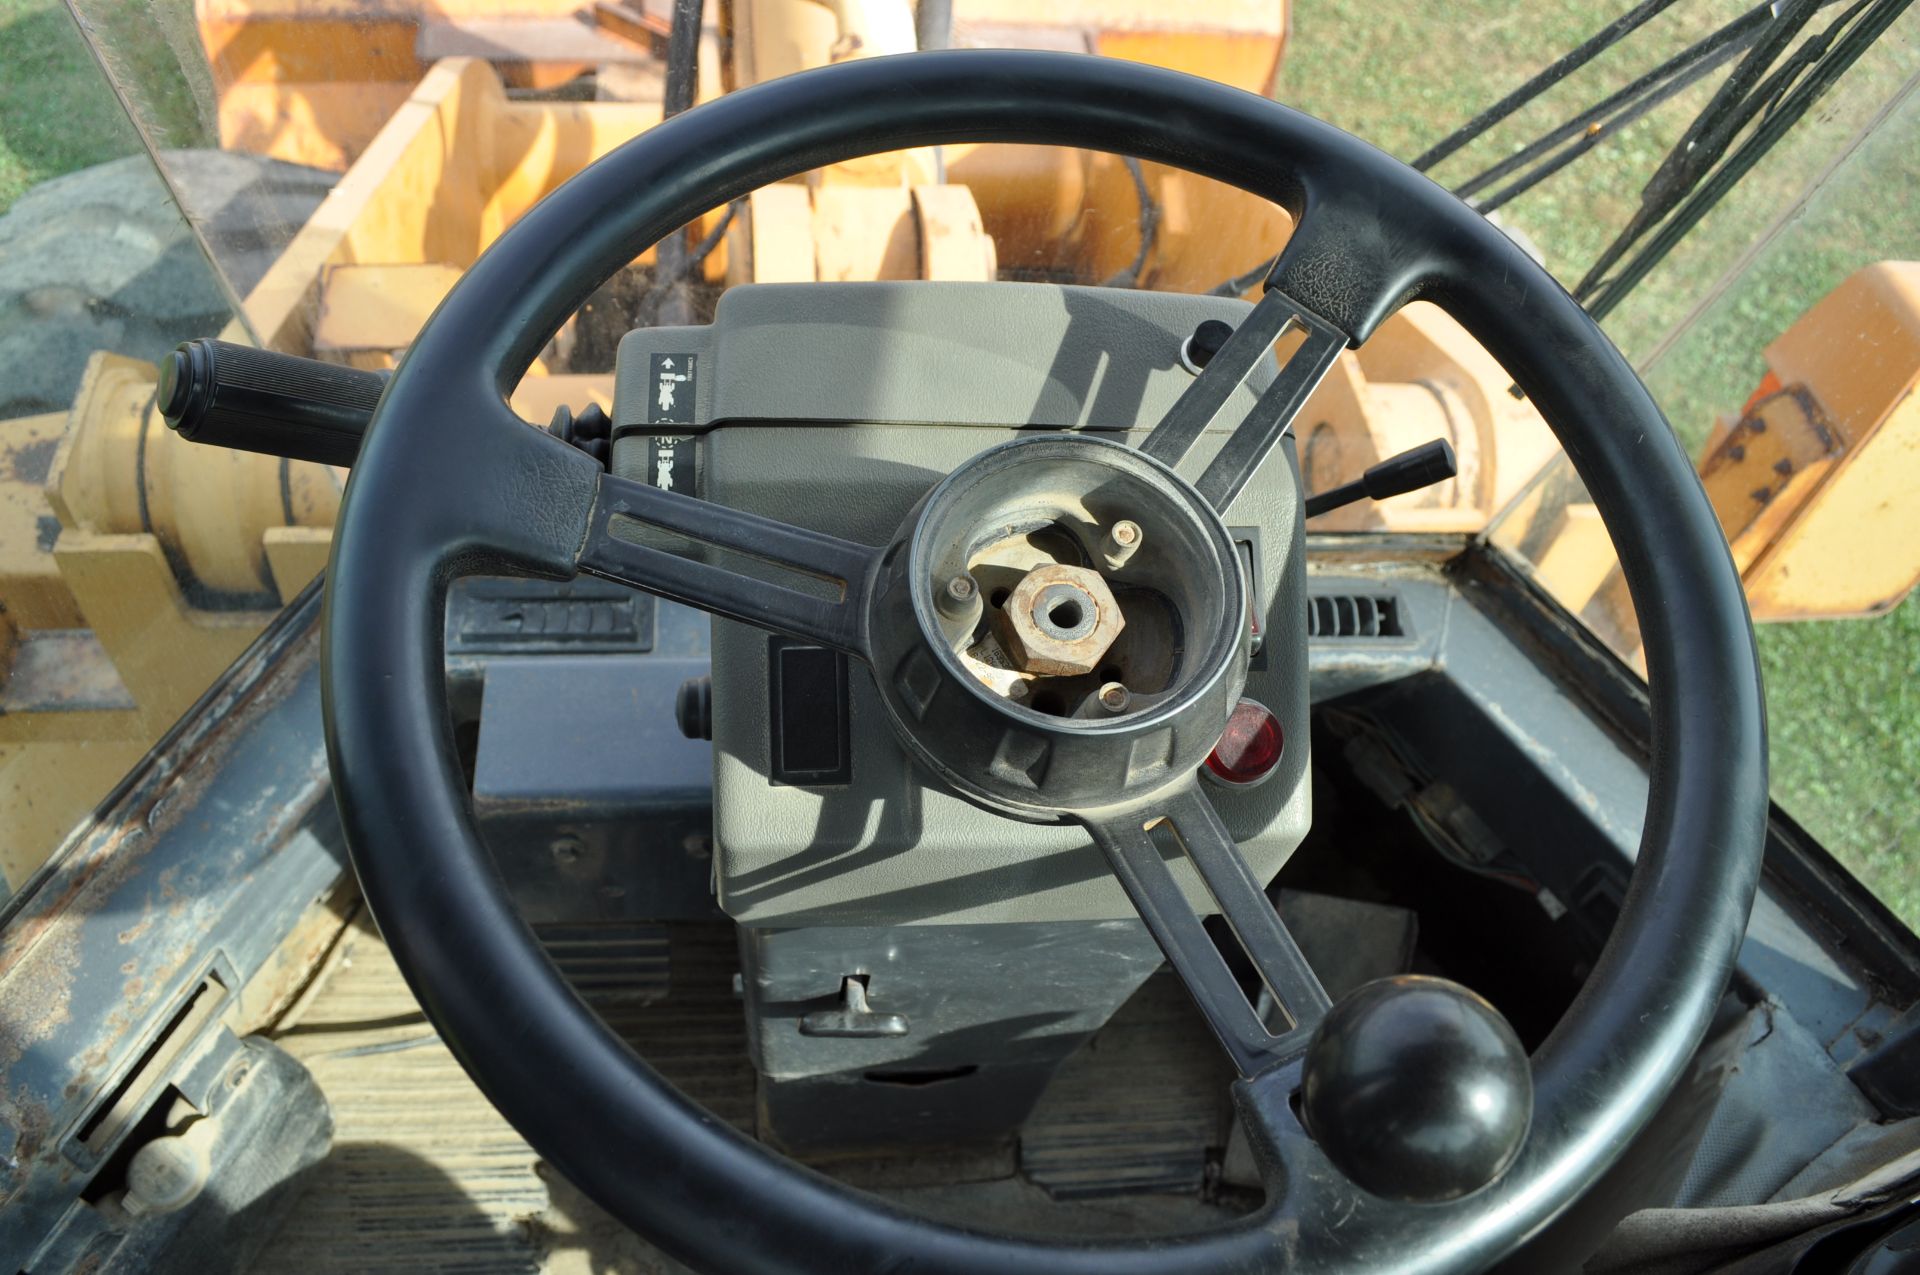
[{"xmin": 1308, "ymin": 594, "xmax": 1404, "ymax": 639}]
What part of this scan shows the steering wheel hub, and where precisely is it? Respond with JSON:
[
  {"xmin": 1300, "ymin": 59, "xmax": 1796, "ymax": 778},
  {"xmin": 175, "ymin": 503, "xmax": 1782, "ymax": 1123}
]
[{"xmin": 869, "ymin": 432, "xmax": 1248, "ymax": 818}]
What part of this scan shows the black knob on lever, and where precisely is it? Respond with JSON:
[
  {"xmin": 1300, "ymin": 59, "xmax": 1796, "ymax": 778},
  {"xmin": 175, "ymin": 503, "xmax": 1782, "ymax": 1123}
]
[
  {"xmin": 1299, "ymin": 975, "xmax": 1531, "ymax": 1202},
  {"xmin": 158, "ymin": 339, "xmax": 386, "ymax": 469},
  {"xmin": 1304, "ymin": 438, "xmax": 1458, "ymax": 519}
]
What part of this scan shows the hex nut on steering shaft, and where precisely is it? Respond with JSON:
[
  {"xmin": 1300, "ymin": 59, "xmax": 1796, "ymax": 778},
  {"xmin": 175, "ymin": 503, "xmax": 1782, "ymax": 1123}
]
[{"xmin": 996, "ymin": 563, "xmax": 1125, "ymax": 676}]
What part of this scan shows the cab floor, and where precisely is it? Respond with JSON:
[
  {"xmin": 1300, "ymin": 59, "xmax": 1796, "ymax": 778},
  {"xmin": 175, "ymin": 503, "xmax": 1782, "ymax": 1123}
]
[{"xmin": 255, "ymin": 912, "xmax": 1246, "ymax": 1273}]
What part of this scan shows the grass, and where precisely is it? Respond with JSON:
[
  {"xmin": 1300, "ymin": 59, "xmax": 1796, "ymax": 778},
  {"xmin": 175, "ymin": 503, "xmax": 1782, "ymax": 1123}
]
[
  {"xmin": 0, "ymin": 0, "xmax": 1914, "ymax": 925},
  {"xmin": 0, "ymin": 0, "xmax": 209, "ymax": 212},
  {"xmin": 1639, "ymin": 78, "xmax": 1920, "ymax": 925},
  {"xmin": 0, "ymin": 0, "xmax": 142, "ymax": 211}
]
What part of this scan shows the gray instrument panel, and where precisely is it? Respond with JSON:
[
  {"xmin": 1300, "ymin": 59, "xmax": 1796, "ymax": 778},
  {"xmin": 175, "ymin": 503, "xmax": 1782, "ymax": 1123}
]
[{"xmin": 612, "ymin": 283, "xmax": 1312, "ymax": 926}]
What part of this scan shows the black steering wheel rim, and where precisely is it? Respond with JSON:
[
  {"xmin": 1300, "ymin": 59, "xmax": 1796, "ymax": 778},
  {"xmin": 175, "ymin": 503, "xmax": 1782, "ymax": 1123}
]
[{"xmin": 322, "ymin": 49, "xmax": 1768, "ymax": 1273}]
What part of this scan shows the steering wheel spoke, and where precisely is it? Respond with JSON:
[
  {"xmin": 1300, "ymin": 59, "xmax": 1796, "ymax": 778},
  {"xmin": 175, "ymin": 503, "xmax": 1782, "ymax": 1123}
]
[
  {"xmin": 1085, "ymin": 781, "xmax": 1330, "ymax": 1079},
  {"xmin": 577, "ymin": 470, "xmax": 879, "ymax": 657},
  {"xmin": 1137, "ymin": 284, "xmax": 1349, "ymax": 512}
]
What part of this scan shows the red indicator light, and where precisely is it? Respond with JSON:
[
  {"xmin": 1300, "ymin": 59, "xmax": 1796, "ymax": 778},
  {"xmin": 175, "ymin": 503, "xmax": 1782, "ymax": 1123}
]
[{"xmin": 1205, "ymin": 698, "xmax": 1284, "ymax": 787}]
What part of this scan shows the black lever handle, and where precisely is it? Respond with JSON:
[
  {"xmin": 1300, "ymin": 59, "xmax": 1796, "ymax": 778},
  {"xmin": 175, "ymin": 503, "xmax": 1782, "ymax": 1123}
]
[
  {"xmin": 158, "ymin": 339, "xmax": 385, "ymax": 468},
  {"xmin": 1304, "ymin": 438, "xmax": 1458, "ymax": 519}
]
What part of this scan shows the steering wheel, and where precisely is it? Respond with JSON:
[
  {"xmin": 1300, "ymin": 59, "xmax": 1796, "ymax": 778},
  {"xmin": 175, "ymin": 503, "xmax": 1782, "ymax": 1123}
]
[{"xmin": 322, "ymin": 50, "xmax": 1767, "ymax": 1273}]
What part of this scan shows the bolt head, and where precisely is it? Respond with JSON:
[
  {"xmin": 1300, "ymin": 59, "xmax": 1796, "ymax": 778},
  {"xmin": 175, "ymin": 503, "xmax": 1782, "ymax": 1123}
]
[{"xmin": 936, "ymin": 572, "xmax": 979, "ymax": 619}]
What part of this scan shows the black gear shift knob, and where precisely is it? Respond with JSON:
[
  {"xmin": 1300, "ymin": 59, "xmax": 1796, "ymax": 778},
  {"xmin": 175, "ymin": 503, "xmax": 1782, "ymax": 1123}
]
[{"xmin": 1299, "ymin": 975, "xmax": 1532, "ymax": 1201}]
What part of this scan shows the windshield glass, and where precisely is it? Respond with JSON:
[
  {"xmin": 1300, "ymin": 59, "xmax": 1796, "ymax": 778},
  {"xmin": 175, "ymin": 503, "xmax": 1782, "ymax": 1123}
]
[
  {"xmin": 1483, "ymin": 19, "xmax": 1920, "ymax": 928},
  {"xmin": 1, "ymin": 0, "xmax": 1915, "ymax": 929}
]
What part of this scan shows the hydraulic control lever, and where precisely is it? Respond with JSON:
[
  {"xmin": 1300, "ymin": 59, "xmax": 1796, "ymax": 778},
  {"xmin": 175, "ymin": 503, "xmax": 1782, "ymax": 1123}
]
[
  {"xmin": 159, "ymin": 339, "xmax": 384, "ymax": 468},
  {"xmin": 158, "ymin": 338, "xmax": 615, "ymax": 469},
  {"xmin": 1303, "ymin": 438, "xmax": 1458, "ymax": 519}
]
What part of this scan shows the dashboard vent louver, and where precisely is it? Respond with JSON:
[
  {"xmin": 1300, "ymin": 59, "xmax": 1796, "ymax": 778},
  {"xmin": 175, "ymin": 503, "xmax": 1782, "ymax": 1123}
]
[{"xmin": 1308, "ymin": 593, "xmax": 1404, "ymax": 639}]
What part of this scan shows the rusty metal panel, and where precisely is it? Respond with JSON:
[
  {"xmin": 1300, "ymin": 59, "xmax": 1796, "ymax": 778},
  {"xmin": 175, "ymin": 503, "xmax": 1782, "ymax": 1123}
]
[{"xmin": 0, "ymin": 592, "xmax": 344, "ymax": 1263}]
